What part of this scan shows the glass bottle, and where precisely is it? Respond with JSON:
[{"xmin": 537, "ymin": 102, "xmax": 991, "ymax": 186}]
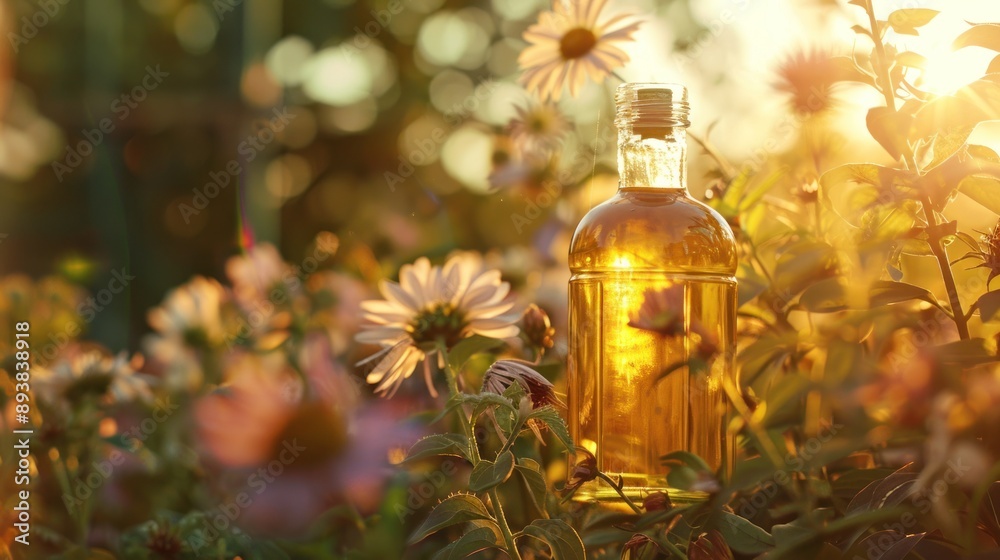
[{"xmin": 568, "ymin": 83, "xmax": 737, "ymax": 504}]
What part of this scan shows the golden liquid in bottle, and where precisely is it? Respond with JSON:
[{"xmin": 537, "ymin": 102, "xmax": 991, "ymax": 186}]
[{"xmin": 568, "ymin": 186, "xmax": 737, "ymax": 505}]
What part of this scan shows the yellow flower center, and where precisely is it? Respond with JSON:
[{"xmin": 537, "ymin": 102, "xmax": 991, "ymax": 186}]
[
  {"xmin": 530, "ymin": 114, "xmax": 549, "ymax": 133},
  {"xmin": 560, "ymin": 27, "xmax": 597, "ymax": 60},
  {"xmin": 409, "ymin": 303, "xmax": 467, "ymax": 347}
]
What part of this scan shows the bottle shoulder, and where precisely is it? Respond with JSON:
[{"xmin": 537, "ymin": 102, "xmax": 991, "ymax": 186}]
[{"xmin": 569, "ymin": 189, "xmax": 738, "ymax": 275}]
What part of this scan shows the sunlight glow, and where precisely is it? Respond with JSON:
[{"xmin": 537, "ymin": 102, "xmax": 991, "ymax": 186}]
[{"xmin": 920, "ymin": 50, "xmax": 995, "ymax": 95}]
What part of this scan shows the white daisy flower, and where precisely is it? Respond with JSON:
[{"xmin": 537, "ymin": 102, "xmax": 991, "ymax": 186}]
[
  {"xmin": 147, "ymin": 276, "xmax": 226, "ymax": 346},
  {"xmin": 482, "ymin": 359, "xmax": 564, "ymax": 408},
  {"xmin": 509, "ymin": 103, "xmax": 571, "ymax": 153},
  {"xmin": 225, "ymin": 243, "xmax": 293, "ymax": 310},
  {"xmin": 356, "ymin": 253, "xmax": 520, "ymax": 398},
  {"xmin": 35, "ymin": 345, "xmax": 153, "ymax": 405},
  {"xmin": 518, "ymin": 0, "xmax": 642, "ymax": 101}
]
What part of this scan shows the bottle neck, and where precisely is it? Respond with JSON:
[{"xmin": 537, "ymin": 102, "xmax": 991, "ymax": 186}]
[{"xmin": 617, "ymin": 125, "xmax": 687, "ymax": 192}]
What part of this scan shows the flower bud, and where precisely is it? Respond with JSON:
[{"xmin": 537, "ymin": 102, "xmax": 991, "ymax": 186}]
[
  {"xmin": 563, "ymin": 448, "xmax": 598, "ymax": 494},
  {"xmin": 521, "ymin": 304, "xmax": 556, "ymax": 350},
  {"xmin": 642, "ymin": 491, "xmax": 671, "ymax": 512}
]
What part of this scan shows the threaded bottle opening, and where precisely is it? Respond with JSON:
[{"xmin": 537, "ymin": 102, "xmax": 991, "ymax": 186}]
[{"xmin": 615, "ymin": 83, "xmax": 690, "ymax": 129}]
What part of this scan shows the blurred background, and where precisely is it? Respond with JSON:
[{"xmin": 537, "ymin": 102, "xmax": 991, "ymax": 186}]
[{"xmin": 2, "ymin": 0, "xmax": 1000, "ymax": 354}]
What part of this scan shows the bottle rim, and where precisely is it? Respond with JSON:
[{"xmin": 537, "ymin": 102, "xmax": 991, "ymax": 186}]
[{"xmin": 615, "ymin": 83, "xmax": 690, "ymax": 129}]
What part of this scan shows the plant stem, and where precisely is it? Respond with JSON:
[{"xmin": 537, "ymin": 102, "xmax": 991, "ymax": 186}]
[
  {"xmin": 721, "ymin": 375, "xmax": 802, "ymax": 503},
  {"xmin": 922, "ymin": 196, "xmax": 972, "ymax": 339},
  {"xmin": 595, "ymin": 472, "xmax": 643, "ymax": 514},
  {"xmin": 689, "ymin": 131, "xmax": 737, "ymax": 183},
  {"xmin": 864, "ymin": 0, "xmax": 897, "ymax": 112},
  {"xmin": 863, "ymin": 0, "xmax": 970, "ymax": 339},
  {"xmin": 440, "ymin": 348, "xmax": 523, "ymax": 560},
  {"xmin": 489, "ymin": 487, "xmax": 522, "ymax": 560}
]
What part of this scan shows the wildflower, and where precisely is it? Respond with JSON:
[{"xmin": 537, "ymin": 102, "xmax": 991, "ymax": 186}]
[
  {"xmin": 147, "ymin": 276, "xmax": 226, "ymax": 347},
  {"xmin": 628, "ymin": 285, "xmax": 686, "ymax": 337},
  {"xmin": 306, "ymin": 271, "xmax": 371, "ymax": 355},
  {"xmin": 356, "ymin": 253, "xmax": 520, "ymax": 397},
  {"xmin": 563, "ymin": 447, "xmax": 598, "ymax": 494},
  {"xmin": 483, "ymin": 359, "xmax": 564, "ymax": 408},
  {"xmin": 142, "ymin": 520, "xmax": 184, "ymax": 558},
  {"xmin": 509, "ymin": 103, "xmax": 571, "ymax": 152},
  {"xmin": 225, "ymin": 242, "xmax": 293, "ymax": 309},
  {"xmin": 194, "ymin": 351, "xmax": 332, "ymax": 467},
  {"xmin": 689, "ymin": 531, "xmax": 734, "ymax": 560},
  {"xmin": 518, "ymin": 0, "xmax": 642, "ymax": 101},
  {"xmin": 35, "ymin": 344, "xmax": 153, "ymax": 405},
  {"xmin": 956, "ymin": 221, "xmax": 1000, "ymax": 287},
  {"xmin": 775, "ymin": 48, "xmax": 839, "ymax": 115},
  {"xmin": 642, "ymin": 491, "xmax": 671, "ymax": 512},
  {"xmin": 488, "ymin": 149, "xmax": 552, "ymax": 193},
  {"xmin": 195, "ymin": 349, "xmax": 423, "ymax": 531},
  {"xmin": 521, "ymin": 303, "xmax": 556, "ymax": 351},
  {"xmin": 795, "ymin": 178, "xmax": 820, "ymax": 204}
]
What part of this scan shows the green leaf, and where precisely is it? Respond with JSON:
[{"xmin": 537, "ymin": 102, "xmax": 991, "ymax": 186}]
[
  {"xmin": 515, "ymin": 458, "xmax": 548, "ymax": 517},
  {"xmin": 990, "ymin": 54, "xmax": 1000, "ymax": 75},
  {"xmin": 798, "ymin": 279, "xmax": 940, "ymax": 314},
  {"xmin": 469, "ymin": 450, "xmax": 515, "ymax": 492},
  {"xmin": 431, "ymin": 393, "xmax": 478, "ymax": 424},
  {"xmin": 666, "ymin": 465, "xmax": 698, "ymax": 490},
  {"xmin": 716, "ymin": 512, "xmax": 775, "ymax": 555},
  {"xmin": 773, "ymin": 240, "xmax": 839, "ymax": 297},
  {"xmin": 502, "ymin": 378, "xmax": 526, "ymax": 405},
  {"xmin": 820, "ymin": 163, "xmax": 899, "ymax": 226},
  {"xmin": 933, "ymin": 338, "xmax": 998, "ymax": 365},
  {"xmin": 912, "ymin": 76, "xmax": 1000, "ymax": 141},
  {"xmin": 895, "ymin": 51, "xmax": 928, "ymax": 69},
  {"xmin": 405, "ymin": 434, "xmax": 471, "ymax": 463},
  {"xmin": 660, "ymin": 450, "xmax": 712, "ymax": 473},
  {"xmin": 431, "ymin": 527, "xmax": 500, "ymax": 560},
  {"xmin": 958, "ymin": 175, "xmax": 1000, "ymax": 215},
  {"xmin": 798, "ymin": 277, "xmax": 848, "ymax": 313},
  {"xmin": 954, "ymin": 23, "xmax": 1000, "ymax": 52},
  {"xmin": 771, "ymin": 508, "xmax": 834, "ymax": 547},
  {"xmin": 976, "ymin": 291, "xmax": 1000, "ymax": 321},
  {"xmin": 913, "ymin": 128, "xmax": 974, "ymax": 173},
  {"xmin": 881, "ymin": 532, "xmax": 927, "ymax": 560},
  {"xmin": 527, "ymin": 405, "xmax": 573, "ymax": 450},
  {"xmin": 867, "ymin": 106, "xmax": 912, "ymax": 160},
  {"xmin": 448, "ymin": 335, "xmax": 505, "ymax": 371},
  {"xmin": 520, "ymin": 519, "xmax": 585, "ymax": 560},
  {"xmin": 832, "ymin": 55, "xmax": 877, "ymax": 87},
  {"xmin": 408, "ymin": 494, "xmax": 493, "ymax": 544},
  {"xmin": 470, "ymin": 392, "xmax": 518, "ymax": 421},
  {"xmin": 869, "ymin": 281, "xmax": 936, "ymax": 307},
  {"xmin": 621, "ymin": 534, "xmax": 661, "ymax": 559},
  {"xmin": 887, "ymin": 9, "xmax": 939, "ymax": 35}
]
